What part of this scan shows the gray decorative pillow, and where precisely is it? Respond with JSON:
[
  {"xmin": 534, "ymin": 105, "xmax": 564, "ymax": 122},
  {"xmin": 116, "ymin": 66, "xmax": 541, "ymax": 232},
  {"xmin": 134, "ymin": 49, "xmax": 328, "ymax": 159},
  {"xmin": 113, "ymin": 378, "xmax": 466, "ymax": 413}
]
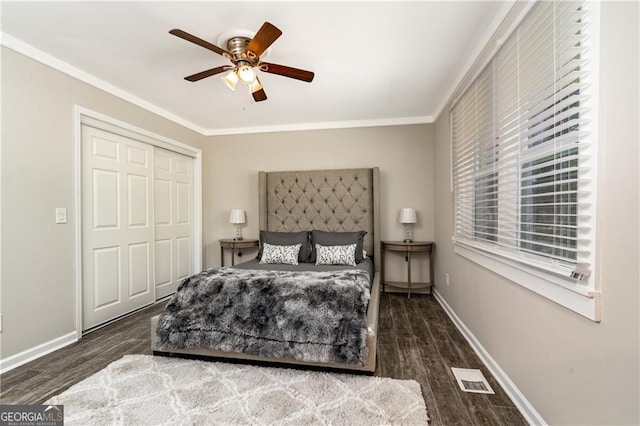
[
  {"xmin": 259, "ymin": 243, "xmax": 302, "ymax": 265},
  {"xmin": 310, "ymin": 230, "xmax": 367, "ymax": 263},
  {"xmin": 315, "ymin": 243, "xmax": 357, "ymax": 266},
  {"xmin": 256, "ymin": 231, "xmax": 312, "ymax": 263}
]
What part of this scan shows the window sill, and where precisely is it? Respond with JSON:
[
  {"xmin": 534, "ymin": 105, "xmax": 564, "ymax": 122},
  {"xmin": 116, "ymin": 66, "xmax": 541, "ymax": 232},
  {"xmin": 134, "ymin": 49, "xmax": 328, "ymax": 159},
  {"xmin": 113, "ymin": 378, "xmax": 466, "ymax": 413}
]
[{"xmin": 453, "ymin": 242, "xmax": 601, "ymax": 322}]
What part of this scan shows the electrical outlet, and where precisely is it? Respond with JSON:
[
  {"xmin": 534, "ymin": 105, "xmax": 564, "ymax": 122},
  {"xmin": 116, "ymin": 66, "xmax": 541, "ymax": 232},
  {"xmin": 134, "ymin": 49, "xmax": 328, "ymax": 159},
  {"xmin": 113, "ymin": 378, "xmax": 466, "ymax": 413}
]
[{"xmin": 446, "ymin": 273, "xmax": 450, "ymax": 287}]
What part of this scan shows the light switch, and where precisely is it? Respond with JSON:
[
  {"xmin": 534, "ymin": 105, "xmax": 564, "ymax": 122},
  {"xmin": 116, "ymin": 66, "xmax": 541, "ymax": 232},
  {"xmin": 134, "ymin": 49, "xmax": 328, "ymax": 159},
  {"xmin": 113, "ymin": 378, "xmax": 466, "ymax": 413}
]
[{"xmin": 56, "ymin": 208, "xmax": 67, "ymax": 224}]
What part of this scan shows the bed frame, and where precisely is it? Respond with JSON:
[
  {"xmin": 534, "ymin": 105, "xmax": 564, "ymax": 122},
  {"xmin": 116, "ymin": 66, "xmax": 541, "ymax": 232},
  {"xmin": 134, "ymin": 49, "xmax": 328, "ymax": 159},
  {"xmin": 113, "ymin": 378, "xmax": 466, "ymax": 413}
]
[{"xmin": 151, "ymin": 167, "xmax": 381, "ymax": 373}]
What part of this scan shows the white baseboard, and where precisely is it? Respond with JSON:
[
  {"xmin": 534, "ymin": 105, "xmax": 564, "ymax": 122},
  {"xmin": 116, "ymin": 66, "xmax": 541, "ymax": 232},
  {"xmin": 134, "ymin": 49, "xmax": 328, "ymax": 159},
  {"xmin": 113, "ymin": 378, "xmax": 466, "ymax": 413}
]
[
  {"xmin": 433, "ymin": 289, "xmax": 546, "ymax": 426},
  {"xmin": 0, "ymin": 332, "xmax": 77, "ymax": 374}
]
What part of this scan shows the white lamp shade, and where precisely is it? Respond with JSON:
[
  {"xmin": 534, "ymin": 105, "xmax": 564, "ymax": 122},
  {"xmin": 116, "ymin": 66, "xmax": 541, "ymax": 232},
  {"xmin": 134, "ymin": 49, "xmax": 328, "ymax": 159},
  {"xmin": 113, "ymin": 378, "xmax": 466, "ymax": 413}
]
[
  {"xmin": 221, "ymin": 71, "xmax": 239, "ymax": 91},
  {"xmin": 399, "ymin": 208, "xmax": 417, "ymax": 224},
  {"xmin": 229, "ymin": 209, "xmax": 246, "ymax": 224}
]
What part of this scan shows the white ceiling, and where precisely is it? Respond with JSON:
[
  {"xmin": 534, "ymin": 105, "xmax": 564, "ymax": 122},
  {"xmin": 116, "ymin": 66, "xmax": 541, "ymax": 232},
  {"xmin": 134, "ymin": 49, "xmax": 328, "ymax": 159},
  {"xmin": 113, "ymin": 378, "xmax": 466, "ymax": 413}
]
[{"xmin": 1, "ymin": 1, "xmax": 512, "ymax": 135}]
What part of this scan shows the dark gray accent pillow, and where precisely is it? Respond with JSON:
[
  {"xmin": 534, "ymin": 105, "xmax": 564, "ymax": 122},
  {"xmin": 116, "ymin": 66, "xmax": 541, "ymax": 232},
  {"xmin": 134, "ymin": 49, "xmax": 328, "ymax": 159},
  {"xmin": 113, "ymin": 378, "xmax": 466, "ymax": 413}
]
[
  {"xmin": 310, "ymin": 230, "xmax": 367, "ymax": 263},
  {"xmin": 256, "ymin": 231, "xmax": 312, "ymax": 263}
]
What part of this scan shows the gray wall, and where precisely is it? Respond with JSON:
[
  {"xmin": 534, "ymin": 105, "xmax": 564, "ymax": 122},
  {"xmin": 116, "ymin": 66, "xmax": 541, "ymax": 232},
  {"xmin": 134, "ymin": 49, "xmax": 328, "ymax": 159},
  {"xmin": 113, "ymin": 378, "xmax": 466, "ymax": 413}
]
[
  {"xmin": 0, "ymin": 45, "xmax": 435, "ymax": 359},
  {"xmin": 432, "ymin": 2, "xmax": 639, "ymax": 424},
  {"xmin": 0, "ymin": 47, "xmax": 207, "ymax": 359},
  {"xmin": 201, "ymin": 125, "xmax": 435, "ymax": 280}
]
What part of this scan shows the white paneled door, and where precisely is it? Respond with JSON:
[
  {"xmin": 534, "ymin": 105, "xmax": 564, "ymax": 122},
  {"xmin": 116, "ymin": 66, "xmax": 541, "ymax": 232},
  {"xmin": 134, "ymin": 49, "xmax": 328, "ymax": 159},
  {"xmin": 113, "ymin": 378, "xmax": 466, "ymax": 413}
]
[
  {"xmin": 154, "ymin": 147, "xmax": 193, "ymax": 299},
  {"xmin": 81, "ymin": 126, "xmax": 194, "ymax": 331}
]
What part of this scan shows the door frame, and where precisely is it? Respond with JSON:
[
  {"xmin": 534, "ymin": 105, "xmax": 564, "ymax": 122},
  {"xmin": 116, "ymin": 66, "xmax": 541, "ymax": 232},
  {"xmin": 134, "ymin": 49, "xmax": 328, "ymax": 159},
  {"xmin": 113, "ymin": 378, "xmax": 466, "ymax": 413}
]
[{"xmin": 73, "ymin": 105, "xmax": 203, "ymax": 339}]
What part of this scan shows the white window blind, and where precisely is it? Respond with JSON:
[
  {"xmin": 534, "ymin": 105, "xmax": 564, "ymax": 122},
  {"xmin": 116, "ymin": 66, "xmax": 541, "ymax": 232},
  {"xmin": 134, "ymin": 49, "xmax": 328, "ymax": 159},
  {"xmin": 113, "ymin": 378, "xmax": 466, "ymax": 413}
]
[{"xmin": 451, "ymin": 1, "xmax": 595, "ymax": 287}]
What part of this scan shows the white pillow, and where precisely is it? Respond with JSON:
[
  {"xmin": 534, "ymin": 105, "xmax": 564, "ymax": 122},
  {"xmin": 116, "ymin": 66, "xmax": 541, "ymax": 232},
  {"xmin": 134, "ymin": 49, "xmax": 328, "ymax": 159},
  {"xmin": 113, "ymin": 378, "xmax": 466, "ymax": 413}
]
[
  {"xmin": 259, "ymin": 243, "xmax": 301, "ymax": 265},
  {"xmin": 315, "ymin": 243, "xmax": 357, "ymax": 266}
]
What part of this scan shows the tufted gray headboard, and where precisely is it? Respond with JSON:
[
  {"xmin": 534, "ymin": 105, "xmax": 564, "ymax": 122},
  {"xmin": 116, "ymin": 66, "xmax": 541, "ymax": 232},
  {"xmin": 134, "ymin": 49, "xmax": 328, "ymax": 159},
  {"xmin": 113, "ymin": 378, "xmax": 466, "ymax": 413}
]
[{"xmin": 258, "ymin": 168, "xmax": 380, "ymax": 271}]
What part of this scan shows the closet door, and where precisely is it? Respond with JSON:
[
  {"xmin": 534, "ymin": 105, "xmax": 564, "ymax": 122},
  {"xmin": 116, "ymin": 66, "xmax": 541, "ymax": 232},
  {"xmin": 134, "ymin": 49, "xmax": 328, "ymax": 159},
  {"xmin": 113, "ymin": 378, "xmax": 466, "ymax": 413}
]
[
  {"xmin": 154, "ymin": 147, "xmax": 193, "ymax": 299},
  {"xmin": 81, "ymin": 125, "xmax": 154, "ymax": 330}
]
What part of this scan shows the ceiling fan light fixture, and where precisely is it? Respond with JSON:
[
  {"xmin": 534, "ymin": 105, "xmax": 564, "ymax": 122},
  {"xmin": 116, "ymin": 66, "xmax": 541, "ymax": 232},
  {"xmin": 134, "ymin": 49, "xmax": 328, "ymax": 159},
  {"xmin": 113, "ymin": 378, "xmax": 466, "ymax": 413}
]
[
  {"xmin": 249, "ymin": 79, "xmax": 263, "ymax": 94},
  {"xmin": 221, "ymin": 71, "xmax": 239, "ymax": 91},
  {"xmin": 237, "ymin": 64, "xmax": 257, "ymax": 84}
]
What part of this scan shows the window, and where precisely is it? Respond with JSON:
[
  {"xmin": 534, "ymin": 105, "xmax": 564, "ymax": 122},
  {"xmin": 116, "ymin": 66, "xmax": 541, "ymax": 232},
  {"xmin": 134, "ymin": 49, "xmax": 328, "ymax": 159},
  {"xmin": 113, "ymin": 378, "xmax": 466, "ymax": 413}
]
[{"xmin": 451, "ymin": 1, "xmax": 598, "ymax": 319}]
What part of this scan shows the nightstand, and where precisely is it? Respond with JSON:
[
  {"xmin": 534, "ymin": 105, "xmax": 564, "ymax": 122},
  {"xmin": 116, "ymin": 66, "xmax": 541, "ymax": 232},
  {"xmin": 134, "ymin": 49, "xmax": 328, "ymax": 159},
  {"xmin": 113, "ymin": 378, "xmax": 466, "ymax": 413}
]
[
  {"xmin": 219, "ymin": 239, "xmax": 259, "ymax": 267},
  {"xmin": 380, "ymin": 241, "xmax": 435, "ymax": 298}
]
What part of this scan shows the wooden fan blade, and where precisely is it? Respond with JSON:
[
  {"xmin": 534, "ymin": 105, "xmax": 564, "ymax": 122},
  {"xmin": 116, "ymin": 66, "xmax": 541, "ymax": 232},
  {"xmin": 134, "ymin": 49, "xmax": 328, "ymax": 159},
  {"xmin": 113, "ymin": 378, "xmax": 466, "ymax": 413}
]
[
  {"xmin": 246, "ymin": 22, "xmax": 282, "ymax": 58},
  {"xmin": 250, "ymin": 77, "xmax": 267, "ymax": 102},
  {"xmin": 252, "ymin": 87, "xmax": 267, "ymax": 102},
  {"xmin": 259, "ymin": 62, "xmax": 315, "ymax": 82},
  {"xmin": 184, "ymin": 66, "xmax": 231, "ymax": 82},
  {"xmin": 169, "ymin": 29, "xmax": 230, "ymax": 57}
]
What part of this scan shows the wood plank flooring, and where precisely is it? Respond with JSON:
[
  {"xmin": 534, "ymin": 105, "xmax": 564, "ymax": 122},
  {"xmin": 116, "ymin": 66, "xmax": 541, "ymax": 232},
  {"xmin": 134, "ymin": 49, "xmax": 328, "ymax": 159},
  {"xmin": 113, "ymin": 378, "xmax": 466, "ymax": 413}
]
[{"xmin": 0, "ymin": 293, "xmax": 526, "ymax": 425}]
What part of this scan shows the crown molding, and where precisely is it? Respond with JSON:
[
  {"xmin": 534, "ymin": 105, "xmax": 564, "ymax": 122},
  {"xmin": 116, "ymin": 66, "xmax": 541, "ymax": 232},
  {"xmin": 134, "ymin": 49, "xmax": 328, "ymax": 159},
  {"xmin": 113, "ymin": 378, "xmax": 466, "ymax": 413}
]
[
  {"xmin": 1, "ymin": 31, "xmax": 433, "ymax": 137},
  {"xmin": 0, "ymin": 32, "xmax": 209, "ymax": 135},
  {"xmin": 203, "ymin": 115, "xmax": 434, "ymax": 136}
]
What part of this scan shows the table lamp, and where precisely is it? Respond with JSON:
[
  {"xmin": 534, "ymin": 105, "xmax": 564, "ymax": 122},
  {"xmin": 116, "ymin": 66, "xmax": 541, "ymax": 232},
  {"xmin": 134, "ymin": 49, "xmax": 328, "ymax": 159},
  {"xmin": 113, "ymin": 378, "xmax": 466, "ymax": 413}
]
[
  {"xmin": 229, "ymin": 209, "xmax": 246, "ymax": 240},
  {"xmin": 399, "ymin": 208, "xmax": 417, "ymax": 243}
]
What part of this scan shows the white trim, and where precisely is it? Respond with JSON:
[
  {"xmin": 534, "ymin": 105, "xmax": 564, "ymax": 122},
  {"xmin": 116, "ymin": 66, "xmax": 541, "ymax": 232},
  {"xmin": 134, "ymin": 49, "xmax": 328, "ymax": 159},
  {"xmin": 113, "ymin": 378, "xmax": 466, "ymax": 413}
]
[
  {"xmin": 586, "ymin": 0, "xmax": 601, "ymax": 300},
  {"xmin": 433, "ymin": 289, "xmax": 547, "ymax": 426},
  {"xmin": 1, "ymin": 31, "xmax": 432, "ymax": 137},
  {"xmin": 73, "ymin": 106, "xmax": 203, "ymax": 337},
  {"xmin": 433, "ymin": 0, "xmax": 519, "ymax": 119},
  {"xmin": 0, "ymin": 332, "xmax": 77, "ymax": 374},
  {"xmin": 192, "ymin": 153, "xmax": 203, "ymax": 273},
  {"xmin": 74, "ymin": 108, "xmax": 83, "ymax": 340},
  {"xmin": 449, "ymin": 110, "xmax": 454, "ymax": 193},
  {"xmin": 77, "ymin": 107, "xmax": 200, "ymax": 158},
  {"xmin": 203, "ymin": 116, "xmax": 434, "ymax": 136},
  {"xmin": 1, "ymin": 33, "xmax": 208, "ymax": 136},
  {"xmin": 454, "ymin": 238, "xmax": 593, "ymax": 296},
  {"xmin": 446, "ymin": 1, "xmax": 535, "ymax": 113},
  {"xmin": 454, "ymin": 243, "xmax": 601, "ymax": 321}
]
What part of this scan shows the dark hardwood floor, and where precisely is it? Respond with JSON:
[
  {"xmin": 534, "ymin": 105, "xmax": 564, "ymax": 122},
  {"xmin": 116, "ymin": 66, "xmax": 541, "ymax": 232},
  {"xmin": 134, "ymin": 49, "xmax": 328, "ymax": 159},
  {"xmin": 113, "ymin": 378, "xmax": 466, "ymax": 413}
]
[
  {"xmin": 376, "ymin": 293, "xmax": 526, "ymax": 425},
  {"xmin": 0, "ymin": 293, "xmax": 526, "ymax": 425}
]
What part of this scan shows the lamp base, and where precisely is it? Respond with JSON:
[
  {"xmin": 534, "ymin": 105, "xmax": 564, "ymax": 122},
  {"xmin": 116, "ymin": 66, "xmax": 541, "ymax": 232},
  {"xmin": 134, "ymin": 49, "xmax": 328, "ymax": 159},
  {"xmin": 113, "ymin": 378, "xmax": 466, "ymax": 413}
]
[
  {"xmin": 403, "ymin": 224, "xmax": 414, "ymax": 244},
  {"xmin": 233, "ymin": 224, "xmax": 243, "ymax": 241}
]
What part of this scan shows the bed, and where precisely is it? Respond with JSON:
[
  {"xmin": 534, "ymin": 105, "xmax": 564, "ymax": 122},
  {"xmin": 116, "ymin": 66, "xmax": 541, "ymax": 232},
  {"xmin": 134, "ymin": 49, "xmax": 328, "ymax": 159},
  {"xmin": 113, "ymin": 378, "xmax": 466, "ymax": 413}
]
[{"xmin": 150, "ymin": 167, "xmax": 380, "ymax": 373}]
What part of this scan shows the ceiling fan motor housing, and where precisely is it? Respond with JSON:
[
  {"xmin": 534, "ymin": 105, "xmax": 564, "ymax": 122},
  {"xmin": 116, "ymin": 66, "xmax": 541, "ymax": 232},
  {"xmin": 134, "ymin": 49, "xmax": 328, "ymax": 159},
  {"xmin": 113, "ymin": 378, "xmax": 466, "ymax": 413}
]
[{"xmin": 226, "ymin": 36, "xmax": 258, "ymax": 64}]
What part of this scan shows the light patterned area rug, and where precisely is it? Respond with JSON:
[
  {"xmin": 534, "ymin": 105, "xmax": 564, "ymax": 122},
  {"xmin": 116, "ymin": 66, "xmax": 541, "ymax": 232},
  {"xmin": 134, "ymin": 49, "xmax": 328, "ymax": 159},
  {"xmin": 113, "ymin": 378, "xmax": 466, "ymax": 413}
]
[{"xmin": 46, "ymin": 354, "xmax": 428, "ymax": 425}]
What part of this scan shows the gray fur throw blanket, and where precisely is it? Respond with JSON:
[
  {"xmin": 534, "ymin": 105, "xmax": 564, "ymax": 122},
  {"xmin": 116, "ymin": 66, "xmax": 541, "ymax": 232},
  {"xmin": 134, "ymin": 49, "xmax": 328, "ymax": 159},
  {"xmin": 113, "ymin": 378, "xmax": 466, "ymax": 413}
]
[{"xmin": 156, "ymin": 267, "xmax": 371, "ymax": 365}]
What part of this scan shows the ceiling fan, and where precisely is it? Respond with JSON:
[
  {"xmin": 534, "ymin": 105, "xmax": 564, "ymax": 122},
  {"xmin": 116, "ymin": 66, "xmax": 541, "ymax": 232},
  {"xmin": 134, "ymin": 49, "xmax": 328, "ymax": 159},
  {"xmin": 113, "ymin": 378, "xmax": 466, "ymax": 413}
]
[{"xmin": 169, "ymin": 22, "xmax": 314, "ymax": 102}]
